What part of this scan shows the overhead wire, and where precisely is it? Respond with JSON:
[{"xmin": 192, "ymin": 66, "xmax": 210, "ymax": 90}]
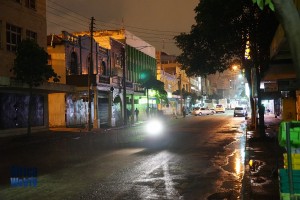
[
  {"xmin": 46, "ymin": 0, "xmax": 182, "ymax": 37},
  {"xmin": 95, "ymin": 19, "xmax": 182, "ymax": 34},
  {"xmin": 45, "ymin": 0, "xmax": 181, "ymax": 53},
  {"xmin": 47, "ymin": 0, "xmax": 90, "ymax": 23},
  {"xmin": 47, "ymin": 7, "xmax": 88, "ymax": 29}
]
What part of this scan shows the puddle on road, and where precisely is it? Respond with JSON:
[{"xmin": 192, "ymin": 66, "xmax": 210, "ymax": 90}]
[
  {"xmin": 217, "ymin": 129, "xmax": 240, "ymax": 134},
  {"xmin": 208, "ymin": 122, "xmax": 247, "ymax": 199},
  {"xmin": 249, "ymin": 159, "xmax": 265, "ymax": 174},
  {"xmin": 221, "ymin": 149, "xmax": 245, "ymax": 180}
]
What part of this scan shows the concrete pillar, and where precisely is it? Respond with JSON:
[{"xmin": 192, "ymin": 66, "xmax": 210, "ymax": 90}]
[
  {"xmin": 93, "ymin": 88, "xmax": 100, "ymax": 128},
  {"xmin": 131, "ymin": 94, "xmax": 134, "ymax": 124},
  {"xmin": 108, "ymin": 90, "xmax": 115, "ymax": 127}
]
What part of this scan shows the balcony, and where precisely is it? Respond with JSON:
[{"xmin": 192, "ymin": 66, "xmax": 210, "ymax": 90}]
[
  {"xmin": 0, "ymin": 78, "xmax": 76, "ymax": 93},
  {"xmin": 66, "ymin": 75, "xmax": 96, "ymax": 87}
]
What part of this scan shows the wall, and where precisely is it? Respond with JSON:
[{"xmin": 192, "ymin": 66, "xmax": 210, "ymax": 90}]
[
  {"xmin": 48, "ymin": 93, "xmax": 66, "ymax": 127},
  {"xmin": 0, "ymin": 92, "xmax": 45, "ymax": 130},
  {"xmin": 0, "ymin": 0, "xmax": 47, "ymax": 77}
]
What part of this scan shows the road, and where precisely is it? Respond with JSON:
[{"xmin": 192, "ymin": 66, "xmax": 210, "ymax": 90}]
[{"xmin": 0, "ymin": 111, "xmax": 247, "ymax": 200}]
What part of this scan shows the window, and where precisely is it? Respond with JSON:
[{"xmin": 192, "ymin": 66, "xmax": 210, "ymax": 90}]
[
  {"xmin": 26, "ymin": 30, "xmax": 37, "ymax": 41},
  {"xmin": 6, "ymin": 23, "xmax": 22, "ymax": 52},
  {"xmin": 100, "ymin": 60, "xmax": 106, "ymax": 75},
  {"xmin": 70, "ymin": 52, "xmax": 78, "ymax": 75},
  {"xmin": 25, "ymin": 0, "xmax": 36, "ymax": 9}
]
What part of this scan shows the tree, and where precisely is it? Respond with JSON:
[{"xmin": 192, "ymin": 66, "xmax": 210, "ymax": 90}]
[
  {"xmin": 253, "ymin": 0, "xmax": 300, "ymax": 82},
  {"xmin": 174, "ymin": 0, "xmax": 278, "ymax": 137},
  {"xmin": 139, "ymin": 69, "xmax": 167, "ymax": 116},
  {"xmin": 11, "ymin": 39, "xmax": 60, "ymax": 135},
  {"xmin": 190, "ymin": 92, "xmax": 202, "ymax": 106},
  {"xmin": 175, "ymin": 0, "xmax": 246, "ymax": 78},
  {"xmin": 209, "ymin": 93, "xmax": 222, "ymax": 101}
]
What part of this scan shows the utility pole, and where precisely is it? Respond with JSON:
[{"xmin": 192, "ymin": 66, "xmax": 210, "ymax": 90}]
[
  {"xmin": 179, "ymin": 73, "xmax": 183, "ymax": 115},
  {"xmin": 87, "ymin": 16, "xmax": 94, "ymax": 131},
  {"xmin": 122, "ymin": 44, "xmax": 127, "ymax": 125}
]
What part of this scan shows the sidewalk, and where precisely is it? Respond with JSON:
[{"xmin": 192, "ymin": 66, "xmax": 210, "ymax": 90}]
[
  {"xmin": 0, "ymin": 120, "xmax": 148, "ymax": 151},
  {"xmin": 243, "ymin": 114, "xmax": 284, "ymax": 200}
]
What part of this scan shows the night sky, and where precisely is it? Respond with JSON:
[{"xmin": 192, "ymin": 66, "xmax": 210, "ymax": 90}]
[{"xmin": 46, "ymin": 0, "xmax": 199, "ymax": 55}]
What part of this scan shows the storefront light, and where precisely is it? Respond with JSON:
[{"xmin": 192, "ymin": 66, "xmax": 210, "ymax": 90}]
[
  {"xmin": 139, "ymin": 97, "xmax": 148, "ymax": 104},
  {"xmin": 148, "ymin": 89, "xmax": 156, "ymax": 97}
]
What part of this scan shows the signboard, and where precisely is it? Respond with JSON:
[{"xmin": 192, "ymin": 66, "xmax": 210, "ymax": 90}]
[{"xmin": 264, "ymin": 82, "xmax": 278, "ymax": 92}]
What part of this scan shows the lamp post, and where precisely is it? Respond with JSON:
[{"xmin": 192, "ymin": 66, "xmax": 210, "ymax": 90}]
[{"xmin": 178, "ymin": 73, "xmax": 183, "ymax": 115}]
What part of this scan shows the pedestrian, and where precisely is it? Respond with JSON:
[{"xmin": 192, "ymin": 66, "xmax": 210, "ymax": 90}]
[
  {"xmin": 146, "ymin": 107, "xmax": 149, "ymax": 118},
  {"xmin": 134, "ymin": 108, "xmax": 139, "ymax": 122},
  {"xmin": 182, "ymin": 106, "xmax": 186, "ymax": 118},
  {"xmin": 126, "ymin": 108, "xmax": 131, "ymax": 121}
]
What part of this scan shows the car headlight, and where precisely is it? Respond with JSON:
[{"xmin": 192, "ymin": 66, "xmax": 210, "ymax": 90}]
[{"xmin": 146, "ymin": 119, "xmax": 164, "ymax": 135}]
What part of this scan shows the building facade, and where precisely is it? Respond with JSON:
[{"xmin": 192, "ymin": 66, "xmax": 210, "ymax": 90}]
[
  {"xmin": 0, "ymin": 0, "xmax": 71, "ymax": 134},
  {"xmin": 263, "ymin": 0, "xmax": 300, "ymax": 120},
  {"xmin": 156, "ymin": 51, "xmax": 201, "ymax": 114},
  {"xmin": 47, "ymin": 29, "xmax": 157, "ymax": 128},
  {"xmin": 48, "ymin": 31, "xmax": 109, "ymax": 128},
  {"xmin": 86, "ymin": 29, "xmax": 157, "ymax": 124}
]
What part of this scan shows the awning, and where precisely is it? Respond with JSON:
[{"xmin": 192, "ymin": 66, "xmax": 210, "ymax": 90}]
[{"xmin": 263, "ymin": 63, "xmax": 296, "ymax": 81}]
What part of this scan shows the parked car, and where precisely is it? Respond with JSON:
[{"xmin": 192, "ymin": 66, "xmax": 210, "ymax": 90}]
[
  {"xmin": 192, "ymin": 107, "xmax": 215, "ymax": 116},
  {"xmin": 233, "ymin": 106, "xmax": 247, "ymax": 117},
  {"xmin": 210, "ymin": 108, "xmax": 216, "ymax": 114},
  {"xmin": 215, "ymin": 104, "xmax": 226, "ymax": 113}
]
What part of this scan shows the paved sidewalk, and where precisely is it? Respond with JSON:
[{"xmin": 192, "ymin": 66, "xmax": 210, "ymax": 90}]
[
  {"xmin": 0, "ymin": 121, "xmax": 147, "ymax": 151},
  {"xmin": 243, "ymin": 114, "xmax": 284, "ymax": 200}
]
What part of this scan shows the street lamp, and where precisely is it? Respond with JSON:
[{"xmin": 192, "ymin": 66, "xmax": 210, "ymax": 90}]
[{"xmin": 232, "ymin": 65, "xmax": 239, "ymax": 71}]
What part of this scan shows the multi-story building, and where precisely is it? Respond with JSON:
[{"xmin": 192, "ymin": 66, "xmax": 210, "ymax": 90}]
[
  {"xmin": 0, "ymin": 0, "xmax": 71, "ymax": 134},
  {"xmin": 263, "ymin": 0, "xmax": 300, "ymax": 120},
  {"xmin": 47, "ymin": 31, "xmax": 103, "ymax": 128},
  {"xmin": 47, "ymin": 29, "xmax": 157, "ymax": 128},
  {"xmin": 73, "ymin": 29, "xmax": 157, "ymax": 124},
  {"xmin": 157, "ymin": 51, "xmax": 201, "ymax": 114},
  {"xmin": 206, "ymin": 68, "xmax": 247, "ymax": 108},
  {"xmin": 0, "ymin": 0, "xmax": 47, "ymax": 77}
]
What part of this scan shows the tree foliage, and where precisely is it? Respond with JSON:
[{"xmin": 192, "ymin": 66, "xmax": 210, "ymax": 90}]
[
  {"xmin": 12, "ymin": 39, "xmax": 60, "ymax": 87},
  {"xmin": 139, "ymin": 70, "xmax": 164, "ymax": 91},
  {"xmin": 174, "ymin": 0, "xmax": 246, "ymax": 77},
  {"xmin": 139, "ymin": 69, "xmax": 168, "ymax": 103},
  {"xmin": 11, "ymin": 39, "xmax": 60, "ymax": 135},
  {"xmin": 175, "ymin": 0, "xmax": 278, "ymax": 137},
  {"xmin": 174, "ymin": 0, "xmax": 277, "ymax": 78},
  {"xmin": 252, "ymin": 0, "xmax": 275, "ymax": 11},
  {"xmin": 253, "ymin": 0, "xmax": 300, "ymax": 82}
]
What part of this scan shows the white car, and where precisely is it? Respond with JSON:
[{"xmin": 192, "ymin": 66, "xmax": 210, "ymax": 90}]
[
  {"xmin": 233, "ymin": 106, "xmax": 247, "ymax": 117},
  {"xmin": 215, "ymin": 104, "xmax": 226, "ymax": 113},
  {"xmin": 192, "ymin": 107, "xmax": 215, "ymax": 116}
]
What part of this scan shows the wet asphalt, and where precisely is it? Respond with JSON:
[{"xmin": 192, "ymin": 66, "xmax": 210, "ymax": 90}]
[{"xmin": 0, "ymin": 112, "xmax": 283, "ymax": 200}]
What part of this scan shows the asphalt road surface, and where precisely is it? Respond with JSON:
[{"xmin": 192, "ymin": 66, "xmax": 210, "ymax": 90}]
[{"xmin": 0, "ymin": 111, "xmax": 247, "ymax": 200}]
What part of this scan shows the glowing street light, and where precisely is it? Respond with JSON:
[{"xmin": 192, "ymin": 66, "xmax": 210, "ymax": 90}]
[{"xmin": 232, "ymin": 65, "xmax": 239, "ymax": 71}]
